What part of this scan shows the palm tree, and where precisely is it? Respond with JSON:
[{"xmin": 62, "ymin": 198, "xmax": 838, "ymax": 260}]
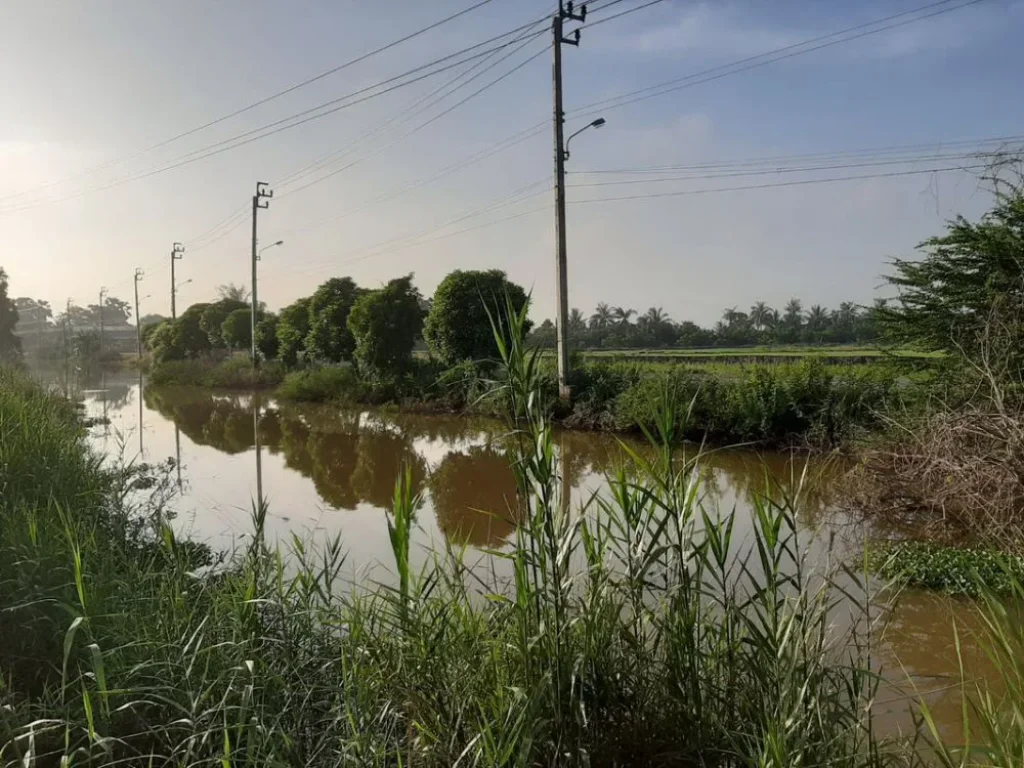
[
  {"xmin": 783, "ymin": 299, "xmax": 803, "ymax": 327},
  {"xmin": 806, "ymin": 304, "xmax": 829, "ymax": 332},
  {"xmin": 749, "ymin": 301, "xmax": 771, "ymax": 331},
  {"xmin": 644, "ymin": 307, "xmax": 670, "ymax": 326},
  {"xmin": 589, "ymin": 302, "xmax": 613, "ymax": 330},
  {"xmin": 217, "ymin": 283, "xmax": 250, "ymax": 302},
  {"xmin": 722, "ymin": 306, "xmax": 740, "ymax": 328},
  {"xmin": 569, "ymin": 308, "xmax": 587, "ymax": 334},
  {"xmin": 612, "ymin": 306, "xmax": 635, "ymax": 327}
]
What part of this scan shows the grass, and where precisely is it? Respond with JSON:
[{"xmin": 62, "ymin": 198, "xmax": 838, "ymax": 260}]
[
  {"xmin": 564, "ymin": 345, "xmax": 942, "ymax": 362},
  {"xmin": 276, "ymin": 364, "xmax": 360, "ymax": 403},
  {"xmin": 148, "ymin": 356, "xmax": 286, "ymax": 389},
  {"xmin": 0, "ymin": 319, "xmax": 922, "ymax": 765}
]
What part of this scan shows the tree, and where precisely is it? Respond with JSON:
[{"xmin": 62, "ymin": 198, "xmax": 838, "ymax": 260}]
[
  {"xmin": 750, "ymin": 301, "xmax": 772, "ymax": 331},
  {"xmin": 200, "ymin": 299, "xmax": 248, "ymax": 348},
  {"xmin": 169, "ymin": 303, "xmax": 212, "ymax": 360},
  {"xmin": 0, "ymin": 269, "xmax": 22, "ymax": 363},
  {"xmin": 217, "ymin": 283, "xmax": 250, "ymax": 302},
  {"xmin": 423, "ymin": 269, "xmax": 530, "ymax": 365},
  {"xmin": 256, "ymin": 313, "xmax": 279, "ymax": 360},
  {"xmin": 569, "ymin": 308, "xmax": 587, "ymax": 334},
  {"xmin": 102, "ymin": 297, "xmax": 132, "ymax": 325},
  {"xmin": 347, "ymin": 275, "xmax": 425, "ymax": 380},
  {"xmin": 589, "ymin": 303, "xmax": 613, "ymax": 330},
  {"xmin": 141, "ymin": 318, "xmax": 169, "ymax": 351},
  {"xmin": 805, "ymin": 305, "xmax": 830, "ymax": 341},
  {"xmin": 307, "ymin": 277, "xmax": 362, "ymax": 363},
  {"xmin": 14, "ymin": 298, "xmax": 51, "ymax": 331},
  {"xmin": 277, "ymin": 297, "xmax": 312, "ymax": 367},
  {"xmin": 882, "ymin": 189, "xmax": 1024, "ymax": 357},
  {"xmin": 612, "ymin": 306, "xmax": 636, "ymax": 327},
  {"xmin": 221, "ymin": 308, "xmax": 253, "ymax": 350},
  {"xmin": 147, "ymin": 320, "xmax": 180, "ymax": 361},
  {"xmin": 139, "ymin": 313, "xmax": 167, "ymax": 328}
]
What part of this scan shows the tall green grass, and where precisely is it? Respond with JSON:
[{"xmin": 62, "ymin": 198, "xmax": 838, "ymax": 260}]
[{"xmin": 0, "ymin": 320, "xmax": 929, "ymax": 765}]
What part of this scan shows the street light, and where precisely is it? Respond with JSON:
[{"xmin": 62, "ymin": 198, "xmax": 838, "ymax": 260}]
[
  {"xmin": 257, "ymin": 239, "xmax": 284, "ymax": 260},
  {"xmin": 175, "ymin": 278, "xmax": 192, "ymax": 292},
  {"xmin": 564, "ymin": 117, "xmax": 606, "ymax": 160}
]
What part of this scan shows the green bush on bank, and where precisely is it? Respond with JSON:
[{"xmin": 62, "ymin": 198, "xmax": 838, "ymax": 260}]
[{"xmin": 148, "ymin": 356, "xmax": 285, "ymax": 389}]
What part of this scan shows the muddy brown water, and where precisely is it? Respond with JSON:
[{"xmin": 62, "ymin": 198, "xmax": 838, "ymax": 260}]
[{"xmin": 70, "ymin": 369, "xmax": 995, "ymax": 745}]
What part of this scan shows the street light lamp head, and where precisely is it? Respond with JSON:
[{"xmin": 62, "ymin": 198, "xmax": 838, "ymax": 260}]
[
  {"xmin": 590, "ymin": 117, "xmax": 606, "ymax": 129},
  {"xmin": 274, "ymin": 240, "xmax": 284, "ymax": 247}
]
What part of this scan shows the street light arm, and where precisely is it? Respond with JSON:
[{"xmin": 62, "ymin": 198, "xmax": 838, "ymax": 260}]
[
  {"xmin": 563, "ymin": 117, "xmax": 606, "ymax": 160},
  {"xmin": 257, "ymin": 240, "xmax": 284, "ymax": 259}
]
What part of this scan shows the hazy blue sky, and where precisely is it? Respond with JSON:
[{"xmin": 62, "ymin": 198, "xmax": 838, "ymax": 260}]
[{"xmin": 2, "ymin": 0, "xmax": 1022, "ymax": 324}]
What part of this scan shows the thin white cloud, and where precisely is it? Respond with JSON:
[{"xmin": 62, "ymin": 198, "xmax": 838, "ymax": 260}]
[{"xmin": 615, "ymin": 0, "xmax": 1011, "ymax": 61}]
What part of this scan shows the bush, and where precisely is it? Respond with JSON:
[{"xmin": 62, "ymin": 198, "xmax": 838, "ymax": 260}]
[
  {"xmin": 423, "ymin": 269, "xmax": 530, "ymax": 365},
  {"xmin": 256, "ymin": 312, "xmax": 279, "ymax": 360},
  {"xmin": 148, "ymin": 357, "xmax": 285, "ymax": 389},
  {"xmin": 277, "ymin": 365, "xmax": 361, "ymax": 403},
  {"xmin": 221, "ymin": 307, "xmax": 253, "ymax": 351},
  {"xmin": 347, "ymin": 274, "xmax": 424, "ymax": 381},
  {"xmin": 306, "ymin": 277, "xmax": 362, "ymax": 363}
]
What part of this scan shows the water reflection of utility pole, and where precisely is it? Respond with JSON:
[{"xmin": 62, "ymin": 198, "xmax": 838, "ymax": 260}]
[
  {"xmin": 253, "ymin": 397, "xmax": 264, "ymax": 506},
  {"xmin": 101, "ymin": 371, "xmax": 109, "ymax": 437},
  {"xmin": 174, "ymin": 425, "xmax": 183, "ymax": 490},
  {"xmin": 137, "ymin": 370, "xmax": 144, "ymax": 458}
]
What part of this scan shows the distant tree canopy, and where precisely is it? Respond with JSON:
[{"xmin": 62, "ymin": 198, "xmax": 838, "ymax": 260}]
[
  {"xmin": 529, "ymin": 298, "xmax": 882, "ymax": 350},
  {"xmin": 150, "ymin": 303, "xmax": 212, "ymax": 362},
  {"xmin": 0, "ymin": 269, "xmax": 22, "ymax": 363},
  {"xmin": 881, "ymin": 188, "xmax": 1024, "ymax": 359},
  {"xmin": 423, "ymin": 269, "xmax": 530, "ymax": 365},
  {"xmin": 347, "ymin": 274, "xmax": 424, "ymax": 379},
  {"xmin": 307, "ymin": 277, "xmax": 362, "ymax": 363},
  {"xmin": 14, "ymin": 298, "xmax": 52, "ymax": 330},
  {"xmin": 217, "ymin": 283, "xmax": 250, "ymax": 302}
]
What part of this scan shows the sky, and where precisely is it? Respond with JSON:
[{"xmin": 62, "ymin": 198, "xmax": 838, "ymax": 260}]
[{"xmin": 2, "ymin": 0, "xmax": 1023, "ymax": 326}]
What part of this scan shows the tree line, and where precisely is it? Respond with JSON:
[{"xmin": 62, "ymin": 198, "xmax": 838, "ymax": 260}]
[
  {"xmin": 144, "ymin": 269, "xmax": 530, "ymax": 380},
  {"xmin": 529, "ymin": 298, "xmax": 888, "ymax": 350}
]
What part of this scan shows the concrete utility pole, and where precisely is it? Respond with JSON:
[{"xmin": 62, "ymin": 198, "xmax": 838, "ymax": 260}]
[
  {"xmin": 133, "ymin": 268, "xmax": 144, "ymax": 359},
  {"xmin": 170, "ymin": 243, "xmax": 185, "ymax": 319},
  {"xmin": 251, "ymin": 181, "xmax": 273, "ymax": 366},
  {"xmin": 552, "ymin": 1, "xmax": 586, "ymax": 401},
  {"xmin": 98, "ymin": 287, "xmax": 108, "ymax": 357}
]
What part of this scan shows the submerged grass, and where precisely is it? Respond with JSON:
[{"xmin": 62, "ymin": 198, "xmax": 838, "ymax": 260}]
[{"xmin": 0, "ymin": 313, "xmax": 934, "ymax": 766}]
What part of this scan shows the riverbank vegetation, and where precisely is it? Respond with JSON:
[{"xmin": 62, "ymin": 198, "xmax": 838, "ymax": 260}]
[{"xmin": 2, "ymin": 341, "xmax": 915, "ymax": 766}]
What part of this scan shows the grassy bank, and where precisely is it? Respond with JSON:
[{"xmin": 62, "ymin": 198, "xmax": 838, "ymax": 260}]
[
  {"xmin": 269, "ymin": 357, "xmax": 911, "ymax": 447},
  {"xmin": 0, "ymin": 361, "xmax": 915, "ymax": 766},
  {"xmin": 147, "ymin": 356, "xmax": 286, "ymax": 389}
]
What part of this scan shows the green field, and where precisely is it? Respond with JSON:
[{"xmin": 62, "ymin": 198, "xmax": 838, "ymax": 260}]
[{"xmin": 557, "ymin": 345, "xmax": 941, "ymax": 365}]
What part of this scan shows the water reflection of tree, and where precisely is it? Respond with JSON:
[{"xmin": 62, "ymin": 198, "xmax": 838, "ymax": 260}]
[
  {"xmin": 430, "ymin": 446, "xmax": 520, "ymax": 548},
  {"xmin": 144, "ymin": 389, "xmax": 255, "ymax": 455}
]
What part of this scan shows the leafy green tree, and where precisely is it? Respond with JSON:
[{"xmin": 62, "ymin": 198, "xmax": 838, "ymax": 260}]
[
  {"xmin": 589, "ymin": 303, "xmax": 613, "ymax": 330},
  {"xmin": 423, "ymin": 269, "xmax": 530, "ymax": 365},
  {"xmin": 256, "ymin": 313, "xmax": 279, "ymax": 360},
  {"xmin": 147, "ymin": 320, "xmax": 180, "ymax": 361},
  {"xmin": 141, "ymin": 318, "xmax": 168, "ymax": 351},
  {"xmin": 0, "ymin": 269, "xmax": 22, "ymax": 363},
  {"xmin": 307, "ymin": 278, "xmax": 362, "ymax": 363},
  {"xmin": 200, "ymin": 299, "xmax": 248, "ymax": 348},
  {"xmin": 277, "ymin": 297, "xmax": 312, "ymax": 367},
  {"xmin": 217, "ymin": 283, "xmax": 250, "ymax": 302},
  {"xmin": 159, "ymin": 303, "xmax": 212, "ymax": 361},
  {"xmin": 221, "ymin": 308, "xmax": 253, "ymax": 350},
  {"xmin": 347, "ymin": 275, "xmax": 424, "ymax": 380},
  {"xmin": 883, "ymin": 189, "xmax": 1024, "ymax": 357}
]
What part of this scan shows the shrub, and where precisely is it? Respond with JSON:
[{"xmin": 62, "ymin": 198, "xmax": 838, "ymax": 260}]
[
  {"xmin": 277, "ymin": 365, "xmax": 361, "ymax": 403},
  {"xmin": 423, "ymin": 269, "xmax": 530, "ymax": 365},
  {"xmin": 148, "ymin": 357, "xmax": 284, "ymax": 389},
  {"xmin": 347, "ymin": 274, "xmax": 424, "ymax": 381},
  {"xmin": 221, "ymin": 307, "xmax": 253, "ymax": 351},
  {"xmin": 306, "ymin": 277, "xmax": 362, "ymax": 363},
  {"xmin": 256, "ymin": 312, "xmax": 279, "ymax": 360}
]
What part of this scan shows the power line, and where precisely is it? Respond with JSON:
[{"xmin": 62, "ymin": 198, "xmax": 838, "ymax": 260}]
[
  {"xmin": 275, "ymin": 31, "xmax": 549, "ymax": 199},
  {"xmin": 569, "ymin": 164, "xmax": 989, "ymax": 203},
  {"xmin": 0, "ymin": 40, "xmax": 533, "ymax": 216},
  {"xmin": 567, "ymin": 152, "xmax": 1009, "ymax": 187},
  {"xmin": 585, "ymin": 0, "xmax": 672, "ymax": 29},
  {"xmin": 570, "ymin": 135, "xmax": 1024, "ymax": 175},
  {"xmin": 0, "ymin": 0, "xmax": 503, "ymax": 206},
  {"xmin": 568, "ymin": 0, "xmax": 989, "ymax": 118}
]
